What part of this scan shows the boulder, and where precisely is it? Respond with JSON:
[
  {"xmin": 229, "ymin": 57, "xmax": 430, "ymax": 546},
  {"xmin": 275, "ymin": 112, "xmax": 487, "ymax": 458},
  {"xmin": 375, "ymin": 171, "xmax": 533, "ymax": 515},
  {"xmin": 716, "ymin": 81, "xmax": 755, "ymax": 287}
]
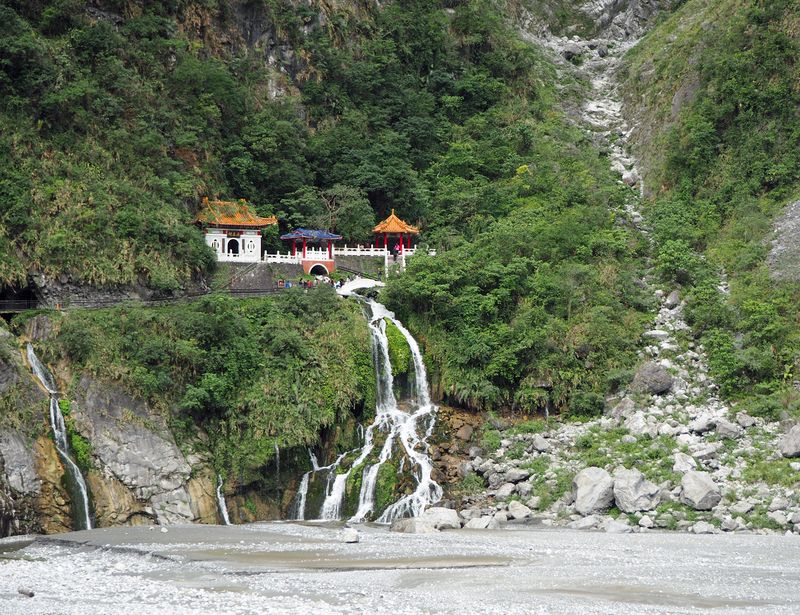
[
  {"xmin": 526, "ymin": 496, "xmax": 541, "ymax": 510},
  {"xmin": 567, "ymin": 515, "xmax": 599, "ymax": 530},
  {"xmin": 507, "ymin": 500, "xmax": 533, "ymax": 520},
  {"xmin": 517, "ymin": 481, "xmax": 533, "ymax": 498},
  {"xmin": 420, "ymin": 507, "xmax": 461, "ymax": 530},
  {"xmin": 768, "ymin": 497, "xmax": 790, "ymax": 512},
  {"xmin": 464, "ymin": 516, "xmax": 498, "ymax": 529},
  {"xmin": 495, "ymin": 482, "xmax": 516, "ymax": 500},
  {"xmin": 561, "ymin": 41, "xmax": 584, "ymax": 60},
  {"xmin": 638, "ymin": 515, "xmax": 654, "ymax": 529},
  {"xmin": 672, "ymin": 452, "xmax": 697, "ymax": 473},
  {"xmin": 691, "ymin": 521, "xmax": 717, "ymax": 534},
  {"xmin": 531, "ymin": 435, "xmax": 551, "ymax": 453},
  {"xmin": 730, "ymin": 500, "xmax": 754, "ymax": 515},
  {"xmin": 604, "ymin": 518, "xmax": 633, "ymax": 533},
  {"xmin": 624, "ymin": 412, "xmax": 657, "ymax": 438},
  {"xmin": 613, "ymin": 468, "xmax": 660, "ymax": 512},
  {"xmin": 455, "ymin": 425, "xmax": 474, "ymax": 441},
  {"xmin": 689, "ymin": 414, "xmax": 715, "ymax": 434},
  {"xmin": 340, "ymin": 528, "xmax": 359, "ymax": 543},
  {"xmin": 631, "ymin": 362, "xmax": 674, "ymax": 395},
  {"xmin": 505, "ymin": 468, "xmax": 531, "ymax": 483},
  {"xmin": 779, "ymin": 425, "xmax": 800, "ymax": 458},
  {"xmin": 680, "ymin": 471, "xmax": 722, "ymax": 511},
  {"xmin": 573, "ymin": 467, "xmax": 614, "ymax": 515},
  {"xmin": 736, "ymin": 412, "xmax": 756, "ymax": 428},
  {"xmin": 768, "ymin": 511, "xmax": 788, "ymax": 527},
  {"xmin": 715, "ymin": 419, "xmax": 743, "ymax": 439},
  {"xmin": 664, "ymin": 290, "xmax": 681, "ymax": 309},
  {"xmin": 390, "ymin": 518, "xmax": 439, "ymax": 534}
]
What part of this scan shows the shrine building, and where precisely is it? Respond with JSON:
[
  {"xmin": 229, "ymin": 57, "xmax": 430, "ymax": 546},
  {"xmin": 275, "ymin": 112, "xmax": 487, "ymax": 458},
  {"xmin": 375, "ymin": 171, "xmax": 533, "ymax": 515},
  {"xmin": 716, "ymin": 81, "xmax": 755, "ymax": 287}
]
[{"xmin": 196, "ymin": 197, "xmax": 277, "ymax": 262}]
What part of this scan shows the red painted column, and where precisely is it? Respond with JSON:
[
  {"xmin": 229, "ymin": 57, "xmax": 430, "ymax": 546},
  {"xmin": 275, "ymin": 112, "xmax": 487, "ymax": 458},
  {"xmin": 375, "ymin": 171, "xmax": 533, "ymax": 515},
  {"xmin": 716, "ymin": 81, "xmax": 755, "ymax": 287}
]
[
  {"xmin": 399, "ymin": 233, "xmax": 404, "ymax": 253},
  {"xmin": 291, "ymin": 240, "xmax": 296, "ymax": 256},
  {"xmin": 327, "ymin": 240, "xmax": 332, "ymax": 259},
  {"xmin": 375, "ymin": 235, "xmax": 380, "ymax": 248},
  {"xmin": 406, "ymin": 234, "xmax": 411, "ymax": 250},
  {"xmin": 383, "ymin": 233, "xmax": 388, "ymax": 249}
]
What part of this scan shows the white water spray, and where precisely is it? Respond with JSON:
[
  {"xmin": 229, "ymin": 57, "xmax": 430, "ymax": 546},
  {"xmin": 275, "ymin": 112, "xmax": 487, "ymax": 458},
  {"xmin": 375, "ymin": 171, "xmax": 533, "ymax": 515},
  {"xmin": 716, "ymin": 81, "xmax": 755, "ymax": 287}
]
[
  {"xmin": 305, "ymin": 297, "xmax": 441, "ymax": 523},
  {"xmin": 26, "ymin": 344, "xmax": 92, "ymax": 530}
]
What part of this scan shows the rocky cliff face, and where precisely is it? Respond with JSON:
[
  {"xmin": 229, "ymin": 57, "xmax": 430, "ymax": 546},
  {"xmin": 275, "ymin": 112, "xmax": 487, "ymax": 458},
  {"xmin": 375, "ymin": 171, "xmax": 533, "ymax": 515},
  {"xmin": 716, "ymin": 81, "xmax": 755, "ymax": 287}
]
[
  {"xmin": 0, "ymin": 321, "xmax": 224, "ymax": 535},
  {"xmin": 70, "ymin": 375, "xmax": 215, "ymax": 525}
]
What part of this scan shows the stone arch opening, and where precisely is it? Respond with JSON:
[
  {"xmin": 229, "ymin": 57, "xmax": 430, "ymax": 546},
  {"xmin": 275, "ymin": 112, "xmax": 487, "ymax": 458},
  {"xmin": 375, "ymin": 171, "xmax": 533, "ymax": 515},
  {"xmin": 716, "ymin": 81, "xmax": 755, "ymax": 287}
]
[
  {"xmin": 227, "ymin": 238, "xmax": 240, "ymax": 255},
  {"xmin": 309, "ymin": 264, "xmax": 329, "ymax": 276}
]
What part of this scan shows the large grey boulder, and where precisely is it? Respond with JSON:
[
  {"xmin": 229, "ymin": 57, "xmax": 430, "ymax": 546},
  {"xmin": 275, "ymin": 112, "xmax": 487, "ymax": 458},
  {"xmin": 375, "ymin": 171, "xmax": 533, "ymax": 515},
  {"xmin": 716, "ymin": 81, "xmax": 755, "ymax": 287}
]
[
  {"xmin": 532, "ymin": 435, "xmax": 551, "ymax": 453},
  {"xmin": 664, "ymin": 290, "xmax": 681, "ymax": 309},
  {"xmin": 715, "ymin": 418, "xmax": 743, "ymax": 439},
  {"xmin": 420, "ymin": 507, "xmax": 461, "ymax": 530},
  {"xmin": 495, "ymin": 482, "xmax": 516, "ymax": 500},
  {"xmin": 567, "ymin": 515, "xmax": 600, "ymax": 530},
  {"xmin": 464, "ymin": 516, "xmax": 499, "ymax": 530},
  {"xmin": 780, "ymin": 425, "xmax": 800, "ymax": 458},
  {"xmin": 507, "ymin": 500, "xmax": 533, "ymax": 520},
  {"xmin": 505, "ymin": 468, "xmax": 531, "ymax": 483},
  {"xmin": 562, "ymin": 41, "xmax": 584, "ymax": 60},
  {"xmin": 672, "ymin": 452, "xmax": 697, "ymax": 473},
  {"xmin": 390, "ymin": 518, "xmax": 438, "ymax": 534},
  {"xmin": 573, "ymin": 467, "xmax": 614, "ymax": 515},
  {"xmin": 624, "ymin": 412, "xmax": 657, "ymax": 438},
  {"xmin": 689, "ymin": 413, "xmax": 715, "ymax": 434},
  {"xmin": 613, "ymin": 468, "xmax": 660, "ymax": 512},
  {"xmin": 680, "ymin": 471, "xmax": 721, "ymax": 511},
  {"xmin": 631, "ymin": 362, "xmax": 674, "ymax": 395}
]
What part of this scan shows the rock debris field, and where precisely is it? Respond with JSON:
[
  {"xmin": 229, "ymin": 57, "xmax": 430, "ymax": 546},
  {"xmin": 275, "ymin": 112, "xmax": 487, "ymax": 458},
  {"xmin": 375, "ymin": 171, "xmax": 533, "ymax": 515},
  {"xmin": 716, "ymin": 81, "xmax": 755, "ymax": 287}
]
[{"xmin": 1, "ymin": 522, "xmax": 799, "ymax": 615}]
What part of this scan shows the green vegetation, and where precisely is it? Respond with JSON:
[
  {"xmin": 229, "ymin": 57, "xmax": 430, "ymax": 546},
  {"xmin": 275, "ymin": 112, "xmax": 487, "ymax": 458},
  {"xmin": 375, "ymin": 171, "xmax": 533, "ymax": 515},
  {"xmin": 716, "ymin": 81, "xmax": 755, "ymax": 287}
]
[
  {"xmin": 624, "ymin": 0, "xmax": 800, "ymax": 413},
  {"xmin": 479, "ymin": 427, "xmax": 502, "ymax": 454},
  {"xmin": 384, "ymin": 319, "xmax": 411, "ymax": 378},
  {"xmin": 40, "ymin": 287, "xmax": 374, "ymax": 481},
  {"xmin": 455, "ymin": 471, "xmax": 486, "ymax": 496},
  {"xmin": 571, "ymin": 427, "xmax": 678, "ymax": 484}
]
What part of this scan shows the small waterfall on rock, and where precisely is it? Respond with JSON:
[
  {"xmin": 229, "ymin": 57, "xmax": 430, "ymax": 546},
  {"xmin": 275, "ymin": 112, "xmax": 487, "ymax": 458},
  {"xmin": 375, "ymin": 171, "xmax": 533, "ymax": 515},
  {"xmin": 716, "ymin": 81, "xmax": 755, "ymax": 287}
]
[
  {"xmin": 216, "ymin": 475, "xmax": 231, "ymax": 526},
  {"xmin": 290, "ymin": 471, "xmax": 311, "ymax": 520},
  {"xmin": 301, "ymin": 298, "xmax": 441, "ymax": 523},
  {"xmin": 26, "ymin": 344, "xmax": 93, "ymax": 530}
]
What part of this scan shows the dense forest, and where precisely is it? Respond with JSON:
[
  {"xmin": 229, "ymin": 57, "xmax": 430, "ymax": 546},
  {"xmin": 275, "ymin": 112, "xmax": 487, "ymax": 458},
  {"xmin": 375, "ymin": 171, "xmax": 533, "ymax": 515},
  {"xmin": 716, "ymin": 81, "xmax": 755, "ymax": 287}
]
[
  {"xmin": 623, "ymin": 0, "xmax": 800, "ymax": 420},
  {"xmin": 2, "ymin": 0, "xmax": 800, "ymax": 430},
  {"xmin": 0, "ymin": 0, "xmax": 651, "ymax": 423}
]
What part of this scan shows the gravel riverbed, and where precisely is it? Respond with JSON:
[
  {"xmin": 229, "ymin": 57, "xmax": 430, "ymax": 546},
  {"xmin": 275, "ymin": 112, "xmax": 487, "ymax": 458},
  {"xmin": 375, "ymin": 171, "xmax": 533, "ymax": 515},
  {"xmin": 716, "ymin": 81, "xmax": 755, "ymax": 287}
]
[{"xmin": 1, "ymin": 522, "xmax": 798, "ymax": 614}]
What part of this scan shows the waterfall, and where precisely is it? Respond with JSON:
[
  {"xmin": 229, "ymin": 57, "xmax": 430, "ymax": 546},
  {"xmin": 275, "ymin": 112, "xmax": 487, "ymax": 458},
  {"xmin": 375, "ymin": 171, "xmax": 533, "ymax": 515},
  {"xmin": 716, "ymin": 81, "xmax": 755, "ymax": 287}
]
[
  {"xmin": 216, "ymin": 475, "xmax": 231, "ymax": 526},
  {"xmin": 26, "ymin": 344, "xmax": 93, "ymax": 530},
  {"xmin": 290, "ymin": 471, "xmax": 311, "ymax": 520},
  {"xmin": 301, "ymin": 298, "xmax": 441, "ymax": 523},
  {"xmin": 320, "ymin": 471, "xmax": 350, "ymax": 520},
  {"xmin": 274, "ymin": 441, "xmax": 280, "ymax": 489}
]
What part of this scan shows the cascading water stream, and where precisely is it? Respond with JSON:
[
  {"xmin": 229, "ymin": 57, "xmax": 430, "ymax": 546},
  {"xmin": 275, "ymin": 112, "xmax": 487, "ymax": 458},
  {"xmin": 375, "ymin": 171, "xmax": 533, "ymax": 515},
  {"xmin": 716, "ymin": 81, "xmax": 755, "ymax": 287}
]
[
  {"xmin": 26, "ymin": 344, "xmax": 93, "ymax": 530},
  {"xmin": 305, "ymin": 296, "xmax": 441, "ymax": 523},
  {"xmin": 216, "ymin": 475, "xmax": 231, "ymax": 526}
]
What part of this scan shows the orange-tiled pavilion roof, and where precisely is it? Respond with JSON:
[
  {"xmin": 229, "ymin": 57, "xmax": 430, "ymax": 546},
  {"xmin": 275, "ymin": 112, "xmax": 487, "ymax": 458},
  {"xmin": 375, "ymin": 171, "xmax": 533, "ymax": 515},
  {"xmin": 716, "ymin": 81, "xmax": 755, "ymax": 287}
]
[
  {"xmin": 373, "ymin": 209, "xmax": 419, "ymax": 235},
  {"xmin": 196, "ymin": 197, "xmax": 277, "ymax": 228}
]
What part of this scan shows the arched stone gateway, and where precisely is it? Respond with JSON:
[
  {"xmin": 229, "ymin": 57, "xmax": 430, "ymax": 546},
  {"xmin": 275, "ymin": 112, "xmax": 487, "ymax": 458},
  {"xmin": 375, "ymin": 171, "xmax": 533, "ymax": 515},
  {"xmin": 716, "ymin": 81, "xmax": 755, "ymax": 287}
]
[
  {"xmin": 309, "ymin": 264, "xmax": 329, "ymax": 275},
  {"xmin": 227, "ymin": 238, "xmax": 240, "ymax": 254}
]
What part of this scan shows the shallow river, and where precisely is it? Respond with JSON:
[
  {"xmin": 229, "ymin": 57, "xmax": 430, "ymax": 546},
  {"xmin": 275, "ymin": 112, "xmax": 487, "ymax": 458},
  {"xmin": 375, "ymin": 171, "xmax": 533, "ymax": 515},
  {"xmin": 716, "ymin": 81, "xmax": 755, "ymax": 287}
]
[{"xmin": 1, "ymin": 523, "xmax": 798, "ymax": 614}]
